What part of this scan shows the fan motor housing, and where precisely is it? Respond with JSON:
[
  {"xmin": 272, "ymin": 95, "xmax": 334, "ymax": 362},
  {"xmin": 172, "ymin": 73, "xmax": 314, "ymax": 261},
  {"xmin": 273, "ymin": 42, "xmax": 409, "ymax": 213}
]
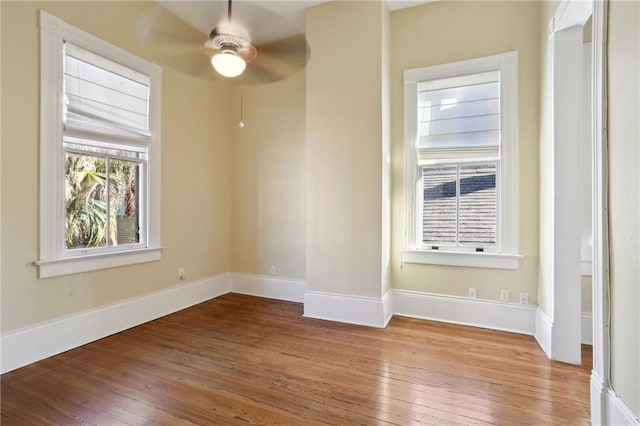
[
  {"xmin": 208, "ymin": 33, "xmax": 243, "ymax": 50},
  {"xmin": 203, "ymin": 31, "xmax": 256, "ymax": 61}
]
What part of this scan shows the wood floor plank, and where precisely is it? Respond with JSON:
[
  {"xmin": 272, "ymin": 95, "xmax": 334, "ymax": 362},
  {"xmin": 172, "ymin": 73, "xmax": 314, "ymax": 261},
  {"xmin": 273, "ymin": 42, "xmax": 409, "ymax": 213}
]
[{"xmin": 1, "ymin": 294, "xmax": 591, "ymax": 425}]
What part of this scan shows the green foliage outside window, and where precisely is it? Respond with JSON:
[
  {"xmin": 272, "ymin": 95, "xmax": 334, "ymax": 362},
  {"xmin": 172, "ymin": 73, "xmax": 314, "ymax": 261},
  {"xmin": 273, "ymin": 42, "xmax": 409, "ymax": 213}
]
[{"xmin": 65, "ymin": 152, "xmax": 139, "ymax": 250}]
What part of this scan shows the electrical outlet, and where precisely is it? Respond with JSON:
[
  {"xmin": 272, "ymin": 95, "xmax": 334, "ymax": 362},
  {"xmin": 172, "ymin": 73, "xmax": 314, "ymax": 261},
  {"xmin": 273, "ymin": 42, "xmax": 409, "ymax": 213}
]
[
  {"xmin": 500, "ymin": 289, "xmax": 509, "ymax": 302},
  {"xmin": 468, "ymin": 288, "xmax": 477, "ymax": 299},
  {"xmin": 520, "ymin": 293, "xmax": 529, "ymax": 305},
  {"xmin": 269, "ymin": 265, "xmax": 276, "ymax": 275},
  {"xmin": 178, "ymin": 267, "xmax": 185, "ymax": 280}
]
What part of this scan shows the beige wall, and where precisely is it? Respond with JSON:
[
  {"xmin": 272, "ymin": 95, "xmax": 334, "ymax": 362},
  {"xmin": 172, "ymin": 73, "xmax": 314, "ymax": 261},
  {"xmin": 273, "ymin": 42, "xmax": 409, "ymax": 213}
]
[
  {"xmin": 306, "ymin": 1, "xmax": 388, "ymax": 298},
  {"xmin": 537, "ymin": 1, "xmax": 559, "ymax": 315},
  {"xmin": 381, "ymin": 3, "xmax": 391, "ymax": 296},
  {"xmin": 390, "ymin": 1, "xmax": 541, "ymax": 302},
  {"xmin": 608, "ymin": 0, "xmax": 640, "ymax": 415},
  {"xmin": 230, "ymin": 73, "xmax": 306, "ymax": 280},
  {"xmin": 0, "ymin": 1, "xmax": 232, "ymax": 333},
  {"xmin": 0, "ymin": 2, "xmax": 3, "ymax": 331}
]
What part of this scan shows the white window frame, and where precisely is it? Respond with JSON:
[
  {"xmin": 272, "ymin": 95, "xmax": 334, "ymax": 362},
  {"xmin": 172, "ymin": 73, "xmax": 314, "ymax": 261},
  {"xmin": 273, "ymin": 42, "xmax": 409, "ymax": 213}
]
[
  {"xmin": 36, "ymin": 11, "xmax": 162, "ymax": 278},
  {"xmin": 402, "ymin": 52, "xmax": 521, "ymax": 269}
]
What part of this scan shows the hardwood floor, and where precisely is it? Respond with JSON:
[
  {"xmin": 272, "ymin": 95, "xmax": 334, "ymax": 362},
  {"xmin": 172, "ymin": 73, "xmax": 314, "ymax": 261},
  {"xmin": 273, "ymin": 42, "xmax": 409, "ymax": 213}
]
[{"xmin": 1, "ymin": 294, "xmax": 591, "ymax": 425}]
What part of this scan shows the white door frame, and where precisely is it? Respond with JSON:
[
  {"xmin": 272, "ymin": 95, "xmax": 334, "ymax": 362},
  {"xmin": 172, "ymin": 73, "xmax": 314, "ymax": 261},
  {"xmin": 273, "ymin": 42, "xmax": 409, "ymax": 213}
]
[
  {"xmin": 589, "ymin": 2, "xmax": 610, "ymax": 424},
  {"xmin": 548, "ymin": 0, "xmax": 591, "ymax": 366},
  {"xmin": 549, "ymin": 0, "xmax": 609, "ymax": 423}
]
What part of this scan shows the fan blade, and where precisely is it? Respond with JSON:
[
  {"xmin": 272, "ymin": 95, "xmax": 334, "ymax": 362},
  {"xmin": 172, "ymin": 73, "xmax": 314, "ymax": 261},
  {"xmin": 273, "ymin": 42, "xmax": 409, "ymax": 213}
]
[
  {"xmin": 257, "ymin": 34, "xmax": 310, "ymax": 68},
  {"xmin": 239, "ymin": 34, "xmax": 309, "ymax": 85},
  {"xmin": 137, "ymin": 5, "xmax": 216, "ymax": 79}
]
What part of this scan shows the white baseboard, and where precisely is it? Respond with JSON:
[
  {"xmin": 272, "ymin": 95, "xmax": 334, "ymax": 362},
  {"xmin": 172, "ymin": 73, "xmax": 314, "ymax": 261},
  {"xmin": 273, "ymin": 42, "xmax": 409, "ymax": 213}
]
[
  {"xmin": 393, "ymin": 290, "xmax": 536, "ymax": 335},
  {"xmin": 591, "ymin": 371, "xmax": 606, "ymax": 425},
  {"xmin": 0, "ymin": 271, "xmax": 598, "ymax": 376},
  {"xmin": 535, "ymin": 308, "xmax": 593, "ymax": 361},
  {"xmin": 582, "ymin": 312, "xmax": 593, "ymax": 345},
  {"xmin": 535, "ymin": 307, "xmax": 553, "ymax": 357},
  {"xmin": 231, "ymin": 273, "xmax": 305, "ymax": 303},
  {"xmin": 607, "ymin": 388, "xmax": 640, "ymax": 425},
  {"xmin": 303, "ymin": 290, "xmax": 393, "ymax": 328},
  {"xmin": 0, "ymin": 273, "xmax": 232, "ymax": 374}
]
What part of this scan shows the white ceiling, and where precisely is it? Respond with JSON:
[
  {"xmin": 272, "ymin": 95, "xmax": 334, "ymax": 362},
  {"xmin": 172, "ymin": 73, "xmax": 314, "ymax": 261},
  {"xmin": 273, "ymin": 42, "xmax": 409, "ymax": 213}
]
[{"xmin": 157, "ymin": 1, "xmax": 434, "ymax": 44}]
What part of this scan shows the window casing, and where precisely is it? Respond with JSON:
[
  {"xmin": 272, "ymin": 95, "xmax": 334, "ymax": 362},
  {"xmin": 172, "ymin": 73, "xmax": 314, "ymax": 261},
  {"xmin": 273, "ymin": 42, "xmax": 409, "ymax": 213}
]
[
  {"xmin": 403, "ymin": 52, "xmax": 520, "ymax": 269},
  {"xmin": 37, "ymin": 11, "xmax": 162, "ymax": 278}
]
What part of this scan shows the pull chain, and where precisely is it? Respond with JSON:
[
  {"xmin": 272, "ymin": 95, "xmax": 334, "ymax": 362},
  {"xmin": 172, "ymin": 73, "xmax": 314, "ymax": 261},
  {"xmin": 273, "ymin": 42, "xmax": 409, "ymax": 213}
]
[{"xmin": 239, "ymin": 88, "xmax": 245, "ymax": 128}]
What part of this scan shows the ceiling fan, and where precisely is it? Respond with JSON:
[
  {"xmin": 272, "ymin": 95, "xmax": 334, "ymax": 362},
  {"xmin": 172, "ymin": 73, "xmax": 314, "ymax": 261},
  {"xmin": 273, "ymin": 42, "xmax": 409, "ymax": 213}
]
[
  {"xmin": 202, "ymin": 0, "xmax": 256, "ymax": 78},
  {"xmin": 137, "ymin": 0, "xmax": 310, "ymax": 84}
]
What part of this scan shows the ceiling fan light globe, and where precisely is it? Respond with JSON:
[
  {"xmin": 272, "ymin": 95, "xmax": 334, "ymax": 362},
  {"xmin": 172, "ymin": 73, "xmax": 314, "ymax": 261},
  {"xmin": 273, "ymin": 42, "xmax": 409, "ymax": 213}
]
[{"xmin": 211, "ymin": 52, "xmax": 246, "ymax": 78}]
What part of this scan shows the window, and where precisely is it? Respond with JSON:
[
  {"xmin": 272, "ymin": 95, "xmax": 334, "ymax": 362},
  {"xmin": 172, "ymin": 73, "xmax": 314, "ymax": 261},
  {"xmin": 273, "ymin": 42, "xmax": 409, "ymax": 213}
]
[
  {"xmin": 37, "ymin": 11, "xmax": 162, "ymax": 278},
  {"xmin": 403, "ymin": 52, "xmax": 520, "ymax": 269}
]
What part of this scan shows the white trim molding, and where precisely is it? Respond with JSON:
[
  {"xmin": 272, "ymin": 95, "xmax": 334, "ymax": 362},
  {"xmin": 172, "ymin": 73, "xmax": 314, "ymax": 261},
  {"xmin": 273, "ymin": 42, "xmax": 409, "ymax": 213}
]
[
  {"xmin": 591, "ymin": 371, "xmax": 607, "ymax": 426},
  {"xmin": 402, "ymin": 250, "xmax": 521, "ymax": 270},
  {"xmin": 1, "ymin": 273, "xmax": 231, "ymax": 374},
  {"xmin": 590, "ymin": 373, "xmax": 640, "ymax": 426},
  {"xmin": 394, "ymin": 290, "xmax": 536, "ymax": 335},
  {"xmin": 547, "ymin": 19, "xmax": 584, "ymax": 365},
  {"xmin": 553, "ymin": 0, "xmax": 593, "ymax": 32},
  {"xmin": 534, "ymin": 308, "xmax": 593, "ymax": 354},
  {"xmin": 231, "ymin": 273, "xmax": 306, "ymax": 303},
  {"xmin": 36, "ymin": 247, "xmax": 163, "ymax": 279},
  {"xmin": 304, "ymin": 290, "xmax": 393, "ymax": 328},
  {"xmin": 606, "ymin": 389, "xmax": 640, "ymax": 425},
  {"xmin": 585, "ymin": 0, "xmax": 610, "ymax": 423},
  {"xmin": 534, "ymin": 307, "xmax": 553, "ymax": 358}
]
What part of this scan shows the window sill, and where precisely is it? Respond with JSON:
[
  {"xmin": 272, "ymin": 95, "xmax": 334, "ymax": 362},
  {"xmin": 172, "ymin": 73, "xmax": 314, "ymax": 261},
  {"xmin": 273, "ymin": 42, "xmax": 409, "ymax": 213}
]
[
  {"xmin": 36, "ymin": 247, "xmax": 163, "ymax": 279},
  {"xmin": 402, "ymin": 249, "xmax": 522, "ymax": 270}
]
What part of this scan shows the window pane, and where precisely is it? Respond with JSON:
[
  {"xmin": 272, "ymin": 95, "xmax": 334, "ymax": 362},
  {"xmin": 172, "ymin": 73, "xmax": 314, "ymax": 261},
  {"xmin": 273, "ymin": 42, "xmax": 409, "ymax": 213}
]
[
  {"xmin": 459, "ymin": 164, "xmax": 496, "ymax": 247},
  {"xmin": 422, "ymin": 167, "xmax": 457, "ymax": 245},
  {"xmin": 65, "ymin": 152, "xmax": 107, "ymax": 249},
  {"xmin": 110, "ymin": 159, "xmax": 140, "ymax": 246}
]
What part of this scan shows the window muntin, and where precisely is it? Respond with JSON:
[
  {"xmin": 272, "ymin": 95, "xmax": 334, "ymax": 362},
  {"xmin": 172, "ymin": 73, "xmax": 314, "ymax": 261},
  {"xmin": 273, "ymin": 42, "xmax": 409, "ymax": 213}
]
[{"xmin": 403, "ymin": 51, "xmax": 518, "ymax": 267}]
